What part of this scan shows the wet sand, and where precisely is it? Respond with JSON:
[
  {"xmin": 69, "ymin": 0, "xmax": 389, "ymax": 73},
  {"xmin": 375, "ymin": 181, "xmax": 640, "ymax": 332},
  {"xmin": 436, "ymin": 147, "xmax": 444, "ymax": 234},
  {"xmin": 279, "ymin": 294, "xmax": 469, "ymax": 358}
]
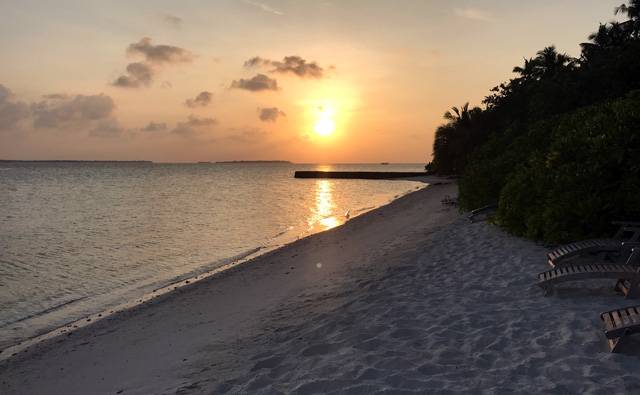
[
  {"xmin": 3, "ymin": 179, "xmax": 640, "ymax": 394},
  {"xmin": 0, "ymin": 180, "xmax": 456, "ymax": 394}
]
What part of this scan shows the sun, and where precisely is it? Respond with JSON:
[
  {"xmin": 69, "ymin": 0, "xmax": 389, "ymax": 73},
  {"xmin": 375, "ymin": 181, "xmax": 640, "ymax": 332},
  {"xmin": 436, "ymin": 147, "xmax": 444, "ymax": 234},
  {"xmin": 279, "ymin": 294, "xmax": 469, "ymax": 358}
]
[
  {"xmin": 314, "ymin": 116, "xmax": 336, "ymax": 136},
  {"xmin": 313, "ymin": 106, "xmax": 336, "ymax": 137}
]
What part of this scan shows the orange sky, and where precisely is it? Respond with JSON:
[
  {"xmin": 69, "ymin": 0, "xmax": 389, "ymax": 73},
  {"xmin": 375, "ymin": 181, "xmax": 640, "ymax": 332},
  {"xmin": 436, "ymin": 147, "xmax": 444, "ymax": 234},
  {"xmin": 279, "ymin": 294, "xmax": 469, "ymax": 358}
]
[{"xmin": 0, "ymin": 0, "xmax": 623, "ymax": 162}]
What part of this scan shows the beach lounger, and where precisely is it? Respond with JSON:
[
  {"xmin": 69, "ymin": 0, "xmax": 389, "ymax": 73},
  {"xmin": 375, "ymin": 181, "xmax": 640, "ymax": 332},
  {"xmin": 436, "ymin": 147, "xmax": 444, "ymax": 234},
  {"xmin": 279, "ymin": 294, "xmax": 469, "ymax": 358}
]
[
  {"xmin": 468, "ymin": 204, "xmax": 497, "ymax": 223},
  {"xmin": 601, "ymin": 306, "xmax": 640, "ymax": 352},
  {"xmin": 547, "ymin": 221, "xmax": 640, "ymax": 267},
  {"xmin": 537, "ymin": 248, "xmax": 640, "ymax": 297}
]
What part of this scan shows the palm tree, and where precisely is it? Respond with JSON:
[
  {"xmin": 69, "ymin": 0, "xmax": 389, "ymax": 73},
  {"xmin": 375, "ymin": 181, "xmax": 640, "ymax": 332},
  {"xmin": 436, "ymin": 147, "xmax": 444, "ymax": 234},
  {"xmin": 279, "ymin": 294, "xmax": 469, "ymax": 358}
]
[
  {"xmin": 511, "ymin": 47, "xmax": 576, "ymax": 81},
  {"xmin": 444, "ymin": 103, "xmax": 470, "ymax": 122},
  {"xmin": 616, "ymin": 0, "xmax": 640, "ymax": 19},
  {"xmin": 581, "ymin": 22, "xmax": 630, "ymax": 62},
  {"xmin": 534, "ymin": 46, "xmax": 576, "ymax": 77},
  {"xmin": 616, "ymin": 1, "xmax": 640, "ymax": 37},
  {"xmin": 513, "ymin": 58, "xmax": 536, "ymax": 79}
]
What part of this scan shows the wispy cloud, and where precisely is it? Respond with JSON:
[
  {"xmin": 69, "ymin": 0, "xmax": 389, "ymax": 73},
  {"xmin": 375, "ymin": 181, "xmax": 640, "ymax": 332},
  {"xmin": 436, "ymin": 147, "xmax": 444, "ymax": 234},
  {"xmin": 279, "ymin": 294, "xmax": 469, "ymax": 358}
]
[
  {"xmin": 111, "ymin": 38, "xmax": 194, "ymax": 89},
  {"xmin": 243, "ymin": 0, "xmax": 283, "ymax": 16},
  {"xmin": 185, "ymin": 91, "xmax": 213, "ymax": 108},
  {"xmin": 162, "ymin": 14, "xmax": 182, "ymax": 29},
  {"xmin": 127, "ymin": 37, "xmax": 194, "ymax": 64},
  {"xmin": 142, "ymin": 121, "xmax": 167, "ymax": 132},
  {"xmin": 32, "ymin": 94, "xmax": 115, "ymax": 128},
  {"xmin": 244, "ymin": 56, "xmax": 327, "ymax": 79},
  {"xmin": 230, "ymin": 74, "xmax": 279, "ymax": 92},
  {"xmin": 171, "ymin": 115, "xmax": 217, "ymax": 136},
  {"xmin": 453, "ymin": 7, "xmax": 494, "ymax": 22},
  {"xmin": 0, "ymin": 84, "xmax": 29, "ymax": 131},
  {"xmin": 225, "ymin": 127, "xmax": 270, "ymax": 144},
  {"xmin": 258, "ymin": 107, "xmax": 286, "ymax": 122},
  {"xmin": 112, "ymin": 62, "xmax": 154, "ymax": 88}
]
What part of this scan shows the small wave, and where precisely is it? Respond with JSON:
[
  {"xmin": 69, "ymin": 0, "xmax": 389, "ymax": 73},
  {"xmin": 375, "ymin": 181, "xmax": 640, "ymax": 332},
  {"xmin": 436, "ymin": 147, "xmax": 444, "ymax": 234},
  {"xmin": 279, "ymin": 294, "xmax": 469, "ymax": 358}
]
[
  {"xmin": 0, "ymin": 296, "xmax": 89, "ymax": 329},
  {"xmin": 269, "ymin": 226, "xmax": 294, "ymax": 239},
  {"xmin": 156, "ymin": 246, "xmax": 266, "ymax": 291},
  {"xmin": 353, "ymin": 206, "xmax": 376, "ymax": 214}
]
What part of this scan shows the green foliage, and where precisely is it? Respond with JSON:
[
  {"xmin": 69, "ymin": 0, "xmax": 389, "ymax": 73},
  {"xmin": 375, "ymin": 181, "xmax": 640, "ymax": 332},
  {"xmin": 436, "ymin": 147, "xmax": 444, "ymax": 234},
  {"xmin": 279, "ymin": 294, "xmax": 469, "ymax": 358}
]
[
  {"xmin": 430, "ymin": 103, "xmax": 485, "ymax": 175},
  {"xmin": 496, "ymin": 94, "xmax": 640, "ymax": 243},
  {"xmin": 430, "ymin": 1, "xmax": 640, "ymax": 243}
]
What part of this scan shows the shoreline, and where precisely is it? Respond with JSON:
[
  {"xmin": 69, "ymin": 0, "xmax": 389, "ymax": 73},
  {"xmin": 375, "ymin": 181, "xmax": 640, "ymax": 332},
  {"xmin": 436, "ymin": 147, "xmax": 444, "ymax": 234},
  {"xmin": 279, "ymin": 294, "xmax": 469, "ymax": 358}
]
[
  {"xmin": 0, "ymin": 179, "xmax": 458, "ymax": 394},
  {"xmin": 0, "ymin": 176, "xmax": 437, "ymax": 363},
  {"xmin": 4, "ymin": 178, "xmax": 640, "ymax": 393}
]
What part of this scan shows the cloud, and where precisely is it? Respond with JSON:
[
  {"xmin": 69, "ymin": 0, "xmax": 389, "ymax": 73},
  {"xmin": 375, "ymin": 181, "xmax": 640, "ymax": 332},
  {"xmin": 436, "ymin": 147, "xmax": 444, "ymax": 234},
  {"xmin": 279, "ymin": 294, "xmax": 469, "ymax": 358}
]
[
  {"xmin": 0, "ymin": 84, "xmax": 30, "ymax": 131},
  {"xmin": 258, "ymin": 107, "xmax": 285, "ymax": 122},
  {"xmin": 127, "ymin": 37, "xmax": 194, "ymax": 64},
  {"xmin": 163, "ymin": 14, "xmax": 182, "ymax": 28},
  {"xmin": 244, "ymin": 57, "xmax": 270, "ymax": 68},
  {"xmin": 90, "ymin": 118, "xmax": 124, "ymax": 137},
  {"xmin": 112, "ymin": 38, "xmax": 194, "ymax": 89},
  {"xmin": 453, "ymin": 7, "xmax": 494, "ymax": 22},
  {"xmin": 42, "ymin": 93, "xmax": 69, "ymax": 100},
  {"xmin": 112, "ymin": 62, "xmax": 154, "ymax": 88},
  {"xmin": 32, "ymin": 94, "xmax": 115, "ymax": 128},
  {"xmin": 0, "ymin": 86, "xmax": 124, "ymax": 138},
  {"xmin": 171, "ymin": 115, "xmax": 217, "ymax": 136},
  {"xmin": 230, "ymin": 74, "xmax": 278, "ymax": 91},
  {"xmin": 185, "ymin": 91, "xmax": 213, "ymax": 108},
  {"xmin": 142, "ymin": 121, "xmax": 168, "ymax": 132},
  {"xmin": 244, "ymin": 56, "xmax": 326, "ymax": 78},
  {"xmin": 243, "ymin": 0, "xmax": 283, "ymax": 15},
  {"xmin": 225, "ymin": 127, "xmax": 269, "ymax": 144}
]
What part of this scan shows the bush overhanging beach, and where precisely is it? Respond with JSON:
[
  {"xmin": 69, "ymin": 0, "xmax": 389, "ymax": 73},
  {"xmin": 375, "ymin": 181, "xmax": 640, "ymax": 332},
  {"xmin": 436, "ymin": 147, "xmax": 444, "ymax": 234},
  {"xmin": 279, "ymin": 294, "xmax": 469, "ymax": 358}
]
[{"xmin": 429, "ymin": 1, "xmax": 640, "ymax": 243}]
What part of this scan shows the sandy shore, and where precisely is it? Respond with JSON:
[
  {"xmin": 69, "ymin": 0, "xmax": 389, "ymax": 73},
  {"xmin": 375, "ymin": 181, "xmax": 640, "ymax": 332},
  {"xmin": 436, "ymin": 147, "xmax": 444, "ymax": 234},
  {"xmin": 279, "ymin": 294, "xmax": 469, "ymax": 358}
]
[{"xmin": 3, "ymin": 180, "xmax": 640, "ymax": 394}]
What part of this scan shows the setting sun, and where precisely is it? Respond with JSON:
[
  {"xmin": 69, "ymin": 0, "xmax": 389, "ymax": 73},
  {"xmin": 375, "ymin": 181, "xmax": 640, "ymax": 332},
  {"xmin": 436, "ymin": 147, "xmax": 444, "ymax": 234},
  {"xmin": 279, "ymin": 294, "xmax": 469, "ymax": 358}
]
[
  {"xmin": 314, "ymin": 117, "xmax": 336, "ymax": 136},
  {"xmin": 313, "ymin": 106, "xmax": 336, "ymax": 136}
]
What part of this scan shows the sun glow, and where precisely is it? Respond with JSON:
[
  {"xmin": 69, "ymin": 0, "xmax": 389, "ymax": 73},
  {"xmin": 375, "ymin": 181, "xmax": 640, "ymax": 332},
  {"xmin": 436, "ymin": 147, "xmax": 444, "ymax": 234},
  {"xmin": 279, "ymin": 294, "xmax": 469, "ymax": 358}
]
[
  {"xmin": 301, "ymin": 83, "xmax": 359, "ymax": 142},
  {"xmin": 313, "ymin": 105, "xmax": 337, "ymax": 137}
]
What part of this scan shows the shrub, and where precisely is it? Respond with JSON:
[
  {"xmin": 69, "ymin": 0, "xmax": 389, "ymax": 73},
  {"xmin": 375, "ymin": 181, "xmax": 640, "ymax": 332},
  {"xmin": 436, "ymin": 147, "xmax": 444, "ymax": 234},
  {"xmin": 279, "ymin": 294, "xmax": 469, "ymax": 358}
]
[{"xmin": 495, "ymin": 92, "xmax": 640, "ymax": 243}]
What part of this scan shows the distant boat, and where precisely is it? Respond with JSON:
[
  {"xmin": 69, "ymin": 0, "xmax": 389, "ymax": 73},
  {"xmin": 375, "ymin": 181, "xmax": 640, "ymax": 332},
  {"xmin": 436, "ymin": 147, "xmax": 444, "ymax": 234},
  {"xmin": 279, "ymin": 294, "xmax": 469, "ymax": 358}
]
[
  {"xmin": 380, "ymin": 162, "xmax": 390, "ymax": 165},
  {"xmin": 197, "ymin": 161, "xmax": 211, "ymax": 164}
]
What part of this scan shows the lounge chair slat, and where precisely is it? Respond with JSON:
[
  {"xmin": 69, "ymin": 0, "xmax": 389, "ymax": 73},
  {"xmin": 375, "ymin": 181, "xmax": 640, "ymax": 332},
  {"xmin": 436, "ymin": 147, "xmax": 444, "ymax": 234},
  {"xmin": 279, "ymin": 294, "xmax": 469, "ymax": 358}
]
[
  {"xmin": 626, "ymin": 308, "xmax": 640, "ymax": 324},
  {"xmin": 620, "ymin": 310, "xmax": 632, "ymax": 326},
  {"xmin": 603, "ymin": 312, "xmax": 615, "ymax": 331},
  {"xmin": 613, "ymin": 311, "xmax": 624, "ymax": 329}
]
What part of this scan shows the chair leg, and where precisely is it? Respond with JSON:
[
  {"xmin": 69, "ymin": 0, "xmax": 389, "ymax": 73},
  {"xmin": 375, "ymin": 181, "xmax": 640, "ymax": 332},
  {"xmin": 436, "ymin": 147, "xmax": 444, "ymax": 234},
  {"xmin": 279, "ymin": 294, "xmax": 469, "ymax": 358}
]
[{"xmin": 610, "ymin": 330, "xmax": 634, "ymax": 353}]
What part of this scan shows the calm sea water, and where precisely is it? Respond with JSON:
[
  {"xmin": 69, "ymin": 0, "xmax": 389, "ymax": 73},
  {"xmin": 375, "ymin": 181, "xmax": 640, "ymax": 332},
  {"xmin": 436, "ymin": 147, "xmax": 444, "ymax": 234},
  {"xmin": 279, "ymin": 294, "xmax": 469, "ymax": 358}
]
[{"xmin": 0, "ymin": 162, "xmax": 425, "ymax": 349}]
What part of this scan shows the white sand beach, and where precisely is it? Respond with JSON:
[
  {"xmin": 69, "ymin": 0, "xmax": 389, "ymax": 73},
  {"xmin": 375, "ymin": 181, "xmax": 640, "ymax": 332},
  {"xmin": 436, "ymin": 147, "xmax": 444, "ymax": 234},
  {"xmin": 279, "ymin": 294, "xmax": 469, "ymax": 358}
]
[{"xmin": 2, "ymin": 181, "xmax": 640, "ymax": 394}]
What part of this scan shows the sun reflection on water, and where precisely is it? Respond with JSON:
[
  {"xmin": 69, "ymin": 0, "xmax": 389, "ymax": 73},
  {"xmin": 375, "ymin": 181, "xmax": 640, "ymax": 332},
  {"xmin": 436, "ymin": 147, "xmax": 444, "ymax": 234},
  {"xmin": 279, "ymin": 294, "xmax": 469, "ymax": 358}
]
[{"xmin": 308, "ymin": 179, "xmax": 342, "ymax": 231}]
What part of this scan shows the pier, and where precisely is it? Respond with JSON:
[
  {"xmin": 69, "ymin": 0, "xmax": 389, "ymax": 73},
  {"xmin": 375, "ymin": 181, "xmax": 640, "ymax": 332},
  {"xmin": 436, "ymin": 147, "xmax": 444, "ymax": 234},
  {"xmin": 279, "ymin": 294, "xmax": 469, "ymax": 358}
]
[{"xmin": 294, "ymin": 171, "xmax": 428, "ymax": 179}]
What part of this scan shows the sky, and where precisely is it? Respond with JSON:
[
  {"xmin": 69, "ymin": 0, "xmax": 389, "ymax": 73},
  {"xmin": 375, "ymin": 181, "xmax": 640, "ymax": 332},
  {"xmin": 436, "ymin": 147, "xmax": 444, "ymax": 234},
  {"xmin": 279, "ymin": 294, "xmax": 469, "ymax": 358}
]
[{"xmin": 0, "ymin": 0, "xmax": 624, "ymax": 163}]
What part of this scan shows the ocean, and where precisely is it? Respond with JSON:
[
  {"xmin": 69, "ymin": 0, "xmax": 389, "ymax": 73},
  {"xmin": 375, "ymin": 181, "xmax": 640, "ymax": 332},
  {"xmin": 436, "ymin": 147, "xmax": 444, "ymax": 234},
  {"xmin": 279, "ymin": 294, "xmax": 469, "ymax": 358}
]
[{"xmin": 0, "ymin": 162, "xmax": 425, "ymax": 350}]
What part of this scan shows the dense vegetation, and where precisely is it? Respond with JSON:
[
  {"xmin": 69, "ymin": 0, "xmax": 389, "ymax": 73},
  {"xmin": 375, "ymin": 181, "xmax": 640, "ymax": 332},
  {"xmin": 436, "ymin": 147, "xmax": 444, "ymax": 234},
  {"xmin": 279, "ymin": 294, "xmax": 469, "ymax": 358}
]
[{"xmin": 428, "ymin": 1, "xmax": 640, "ymax": 243}]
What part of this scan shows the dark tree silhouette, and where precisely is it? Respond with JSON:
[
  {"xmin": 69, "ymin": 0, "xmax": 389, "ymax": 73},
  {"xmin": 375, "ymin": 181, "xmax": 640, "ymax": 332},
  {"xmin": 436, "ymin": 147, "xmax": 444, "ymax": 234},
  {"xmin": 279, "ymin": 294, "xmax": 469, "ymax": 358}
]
[{"xmin": 428, "ymin": 1, "xmax": 640, "ymax": 242}]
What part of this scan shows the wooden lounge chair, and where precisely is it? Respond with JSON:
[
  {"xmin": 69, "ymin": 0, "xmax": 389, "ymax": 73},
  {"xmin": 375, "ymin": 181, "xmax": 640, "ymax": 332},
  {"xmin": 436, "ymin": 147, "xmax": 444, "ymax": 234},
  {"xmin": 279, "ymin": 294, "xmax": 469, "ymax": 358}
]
[
  {"xmin": 468, "ymin": 204, "xmax": 498, "ymax": 223},
  {"xmin": 601, "ymin": 305, "xmax": 640, "ymax": 352},
  {"xmin": 537, "ymin": 248, "xmax": 640, "ymax": 297},
  {"xmin": 547, "ymin": 221, "xmax": 640, "ymax": 268}
]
